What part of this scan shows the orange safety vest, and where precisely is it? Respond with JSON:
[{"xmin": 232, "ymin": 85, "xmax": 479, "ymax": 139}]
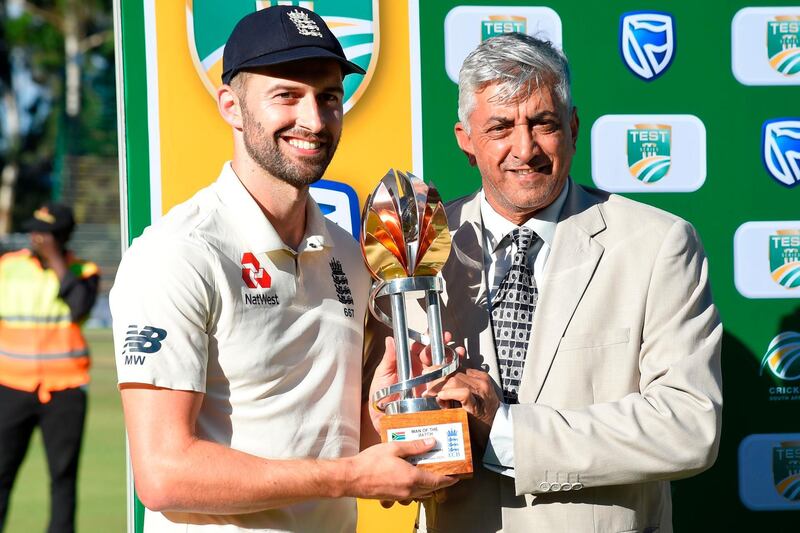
[{"xmin": 0, "ymin": 249, "xmax": 98, "ymax": 402}]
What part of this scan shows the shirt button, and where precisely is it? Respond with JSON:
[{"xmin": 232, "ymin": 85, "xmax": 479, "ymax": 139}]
[{"xmin": 538, "ymin": 482, "xmax": 550, "ymax": 491}]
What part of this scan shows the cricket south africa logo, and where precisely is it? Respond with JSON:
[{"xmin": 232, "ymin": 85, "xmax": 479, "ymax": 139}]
[
  {"xmin": 627, "ymin": 124, "xmax": 671, "ymax": 183},
  {"xmin": 773, "ymin": 441, "xmax": 800, "ymax": 501},
  {"xmin": 620, "ymin": 11, "xmax": 675, "ymax": 81},
  {"xmin": 241, "ymin": 252, "xmax": 271, "ymax": 289},
  {"xmin": 186, "ymin": 0, "xmax": 379, "ymax": 112},
  {"xmin": 481, "ymin": 15, "xmax": 526, "ymax": 40},
  {"xmin": 763, "ymin": 119, "xmax": 800, "ymax": 187},
  {"xmin": 761, "ymin": 332, "xmax": 800, "ymax": 382},
  {"xmin": 770, "ymin": 230, "xmax": 800, "ymax": 289},
  {"xmin": 768, "ymin": 16, "xmax": 800, "ymax": 75}
]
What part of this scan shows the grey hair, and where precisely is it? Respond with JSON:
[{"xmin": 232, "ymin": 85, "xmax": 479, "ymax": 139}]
[{"xmin": 457, "ymin": 33, "xmax": 572, "ymax": 132}]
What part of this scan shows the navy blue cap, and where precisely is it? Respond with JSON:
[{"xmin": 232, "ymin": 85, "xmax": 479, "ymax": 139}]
[
  {"xmin": 222, "ymin": 6, "xmax": 365, "ymax": 85},
  {"xmin": 22, "ymin": 202, "xmax": 75, "ymax": 234}
]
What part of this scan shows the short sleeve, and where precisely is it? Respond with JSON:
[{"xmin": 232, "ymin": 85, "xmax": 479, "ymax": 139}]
[{"xmin": 111, "ymin": 234, "xmax": 214, "ymax": 392}]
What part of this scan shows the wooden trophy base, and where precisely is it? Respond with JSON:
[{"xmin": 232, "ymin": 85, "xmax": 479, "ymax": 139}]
[{"xmin": 380, "ymin": 407, "xmax": 473, "ymax": 477}]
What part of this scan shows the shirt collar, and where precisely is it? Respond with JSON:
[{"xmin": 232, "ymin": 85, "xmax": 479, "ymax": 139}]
[
  {"xmin": 214, "ymin": 162, "xmax": 330, "ymax": 254},
  {"xmin": 479, "ymin": 179, "xmax": 569, "ymax": 253}
]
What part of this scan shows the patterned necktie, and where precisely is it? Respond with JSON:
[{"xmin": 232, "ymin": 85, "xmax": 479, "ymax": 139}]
[{"xmin": 491, "ymin": 227, "xmax": 538, "ymax": 404}]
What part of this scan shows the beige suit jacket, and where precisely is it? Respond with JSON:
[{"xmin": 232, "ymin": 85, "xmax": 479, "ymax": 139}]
[{"xmin": 365, "ymin": 181, "xmax": 722, "ymax": 533}]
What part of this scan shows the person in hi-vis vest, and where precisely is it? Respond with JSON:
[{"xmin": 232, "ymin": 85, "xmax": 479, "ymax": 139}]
[{"xmin": 0, "ymin": 202, "xmax": 99, "ymax": 533}]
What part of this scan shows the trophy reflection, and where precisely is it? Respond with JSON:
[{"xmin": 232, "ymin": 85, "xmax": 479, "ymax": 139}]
[{"xmin": 362, "ymin": 169, "xmax": 472, "ymax": 476}]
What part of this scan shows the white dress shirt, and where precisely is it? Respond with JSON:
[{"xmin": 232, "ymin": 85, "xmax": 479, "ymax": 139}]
[{"xmin": 479, "ymin": 181, "xmax": 569, "ymax": 477}]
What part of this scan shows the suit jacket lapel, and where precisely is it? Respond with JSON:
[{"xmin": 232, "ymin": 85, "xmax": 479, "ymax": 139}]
[
  {"xmin": 441, "ymin": 194, "xmax": 502, "ymax": 385},
  {"xmin": 519, "ymin": 182, "xmax": 607, "ymax": 403}
]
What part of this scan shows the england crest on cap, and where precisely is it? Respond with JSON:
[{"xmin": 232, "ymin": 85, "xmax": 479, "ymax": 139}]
[
  {"xmin": 619, "ymin": 11, "xmax": 675, "ymax": 81},
  {"xmin": 187, "ymin": 0, "xmax": 378, "ymax": 113},
  {"xmin": 763, "ymin": 118, "xmax": 800, "ymax": 188}
]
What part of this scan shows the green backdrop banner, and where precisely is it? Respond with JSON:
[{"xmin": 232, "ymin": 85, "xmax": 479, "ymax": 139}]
[{"xmin": 417, "ymin": 2, "xmax": 799, "ymax": 529}]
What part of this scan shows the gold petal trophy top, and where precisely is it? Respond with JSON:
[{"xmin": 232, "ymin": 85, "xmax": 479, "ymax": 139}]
[{"xmin": 360, "ymin": 169, "xmax": 452, "ymax": 280}]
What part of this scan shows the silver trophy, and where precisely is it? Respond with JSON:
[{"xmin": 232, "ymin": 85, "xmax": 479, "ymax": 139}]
[{"xmin": 361, "ymin": 169, "xmax": 472, "ymax": 475}]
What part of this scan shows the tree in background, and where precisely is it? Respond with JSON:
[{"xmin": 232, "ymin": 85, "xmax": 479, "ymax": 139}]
[{"xmin": 0, "ymin": 0, "xmax": 115, "ymax": 236}]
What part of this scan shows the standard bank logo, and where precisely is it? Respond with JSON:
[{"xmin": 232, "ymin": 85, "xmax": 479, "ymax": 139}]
[
  {"xmin": 627, "ymin": 125, "xmax": 671, "ymax": 183},
  {"xmin": 733, "ymin": 8, "xmax": 800, "ymax": 85},
  {"xmin": 762, "ymin": 119, "xmax": 800, "ymax": 188},
  {"xmin": 186, "ymin": 0, "xmax": 378, "ymax": 112},
  {"xmin": 591, "ymin": 115, "xmax": 705, "ymax": 192},
  {"xmin": 310, "ymin": 179, "xmax": 360, "ymax": 239},
  {"xmin": 739, "ymin": 433, "xmax": 800, "ymax": 510},
  {"xmin": 734, "ymin": 222, "xmax": 800, "ymax": 299},
  {"xmin": 444, "ymin": 6, "xmax": 562, "ymax": 83},
  {"xmin": 619, "ymin": 11, "xmax": 675, "ymax": 81}
]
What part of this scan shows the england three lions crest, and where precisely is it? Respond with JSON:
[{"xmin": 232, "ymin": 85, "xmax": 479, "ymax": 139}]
[
  {"xmin": 186, "ymin": 0, "xmax": 379, "ymax": 113},
  {"xmin": 763, "ymin": 119, "xmax": 800, "ymax": 188},
  {"xmin": 620, "ymin": 11, "xmax": 675, "ymax": 81}
]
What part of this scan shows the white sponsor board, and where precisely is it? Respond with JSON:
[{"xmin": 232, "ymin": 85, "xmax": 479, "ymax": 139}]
[
  {"xmin": 591, "ymin": 114, "xmax": 706, "ymax": 192},
  {"xmin": 734, "ymin": 221, "xmax": 800, "ymax": 299},
  {"xmin": 443, "ymin": 6, "xmax": 562, "ymax": 83},
  {"xmin": 732, "ymin": 7, "xmax": 800, "ymax": 86}
]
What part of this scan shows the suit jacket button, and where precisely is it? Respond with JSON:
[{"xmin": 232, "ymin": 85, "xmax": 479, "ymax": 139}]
[
  {"xmin": 572, "ymin": 483, "xmax": 584, "ymax": 490},
  {"xmin": 539, "ymin": 482, "xmax": 550, "ymax": 491},
  {"xmin": 480, "ymin": 363, "xmax": 490, "ymax": 372},
  {"xmin": 560, "ymin": 483, "xmax": 572, "ymax": 491},
  {"xmin": 549, "ymin": 484, "xmax": 561, "ymax": 492}
]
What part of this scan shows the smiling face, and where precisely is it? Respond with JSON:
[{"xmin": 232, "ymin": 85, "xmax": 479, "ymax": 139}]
[
  {"xmin": 233, "ymin": 59, "xmax": 344, "ymax": 188},
  {"xmin": 455, "ymin": 83, "xmax": 579, "ymax": 224}
]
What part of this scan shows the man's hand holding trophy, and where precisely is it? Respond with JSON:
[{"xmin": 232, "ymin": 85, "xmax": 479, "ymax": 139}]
[{"xmin": 361, "ymin": 169, "xmax": 473, "ymax": 477}]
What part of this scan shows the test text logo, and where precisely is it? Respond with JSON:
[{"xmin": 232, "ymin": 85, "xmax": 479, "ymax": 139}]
[
  {"xmin": 768, "ymin": 16, "xmax": 800, "ymax": 76},
  {"xmin": 769, "ymin": 230, "xmax": 800, "ymax": 289},
  {"xmin": 627, "ymin": 124, "xmax": 671, "ymax": 183}
]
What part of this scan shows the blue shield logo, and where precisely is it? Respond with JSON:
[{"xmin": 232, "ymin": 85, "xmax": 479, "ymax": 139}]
[
  {"xmin": 620, "ymin": 11, "xmax": 676, "ymax": 81},
  {"xmin": 763, "ymin": 119, "xmax": 800, "ymax": 188}
]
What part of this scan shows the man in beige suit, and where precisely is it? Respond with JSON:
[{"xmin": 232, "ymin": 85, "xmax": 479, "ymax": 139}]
[{"xmin": 365, "ymin": 33, "xmax": 722, "ymax": 532}]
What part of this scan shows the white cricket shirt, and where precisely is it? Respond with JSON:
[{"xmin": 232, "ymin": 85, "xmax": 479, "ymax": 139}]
[{"xmin": 111, "ymin": 163, "xmax": 369, "ymax": 532}]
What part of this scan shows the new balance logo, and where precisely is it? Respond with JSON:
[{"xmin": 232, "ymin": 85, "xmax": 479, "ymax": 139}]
[
  {"xmin": 123, "ymin": 325, "xmax": 167, "ymax": 365},
  {"xmin": 242, "ymin": 252, "xmax": 271, "ymax": 289}
]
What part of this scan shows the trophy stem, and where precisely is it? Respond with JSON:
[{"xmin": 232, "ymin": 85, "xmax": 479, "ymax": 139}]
[
  {"xmin": 426, "ymin": 291, "xmax": 445, "ymax": 366},
  {"xmin": 389, "ymin": 292, "xmax": 413, "ymax": 399}
]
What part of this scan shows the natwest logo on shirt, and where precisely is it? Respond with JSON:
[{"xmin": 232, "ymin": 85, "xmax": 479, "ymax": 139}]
[{"xmin": 241, "ymin": 252, "xmax": 271, "ymax": 289}]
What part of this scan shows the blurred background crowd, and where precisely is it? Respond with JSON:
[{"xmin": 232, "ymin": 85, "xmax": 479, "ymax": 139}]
[{"xmin": 0, "ymin": 1, "xmax": 124, "ymax": 530}]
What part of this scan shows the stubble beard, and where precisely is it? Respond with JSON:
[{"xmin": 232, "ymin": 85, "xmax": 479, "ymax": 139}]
[{"xmin": 240, "ymin": 102, "xmax": 339, "ymax": 189}]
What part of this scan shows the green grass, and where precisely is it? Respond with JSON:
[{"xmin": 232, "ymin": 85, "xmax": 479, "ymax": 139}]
[{"xmin": 4, "ymin": 328, "xmax": 127, "ymax": 532}]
